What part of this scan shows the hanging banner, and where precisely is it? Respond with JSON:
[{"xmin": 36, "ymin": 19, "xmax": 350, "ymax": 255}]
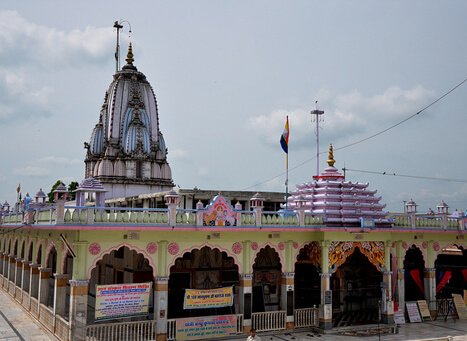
[
  {"xmin": 175, "ymin": 315, "xmax": 238, "ymax": 340},
  {"xmin": 95, "ymin": 282, "xmax": 152, "ymax": 320},
  {"xmin": 184, "ymin": 287, "xmax": 233, "ymax": 310}
]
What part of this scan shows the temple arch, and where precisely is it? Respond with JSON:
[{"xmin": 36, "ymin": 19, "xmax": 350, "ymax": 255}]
[
  {"xmin": 168, "ymin": 246, "xmax": 240, "ymax": 319},
  {"xmin": 331, "ymin": 247, "xmax": 383, "ymax": 327},
  {"xmin": 295, "ymin": 242, "xmax": 321, "ymax": 308},
  {"xmin": 87, "ymin": 245, "xmax": 155, "ymax": 323},
  {"xmin": 252, "ymin": 245, "xmax": 282, "ymax": 313},
  {"xmin": 404, "ymin": 245, "xmax": 425, "ymax": 301},
  {"xmin": 435, "ymin": 245, "xmax": 466, "ymax": 298}
]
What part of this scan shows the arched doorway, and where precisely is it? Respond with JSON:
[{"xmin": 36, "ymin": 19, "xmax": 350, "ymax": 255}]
[
  {"xmin": 88, "ymin": 246, "xmax": 155, "ymax": 323},
  {"xmin": 168, "ymin": 246, "xmax": 239, "ymax": 319},
  {"xmin": 331, "ymin": 248, "xmax": 383, "ymax": 327},
  {"xmin": 252, "ymin": 246, "xmax": 282, "ymax": 313},
  {"xmin": 295, "ymin": 242, "xmax": 321, "ymax": 308},
  {"xmin": 62, "ymin": 251, "xmax": 74, "ymax": 320},
  {"xmin": 435, "ymin": 245, "xmax": 467, "ymax": 298},
  {"xmin": 46, "ymin": 246, "xmax": 57, "ymax": 308},
  {"xmin": 404, "ymin": 245, "xmax": 425, "ymax": 301}
]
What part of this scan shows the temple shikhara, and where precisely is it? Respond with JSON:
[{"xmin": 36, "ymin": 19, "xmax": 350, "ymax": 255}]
[{"xmin": 0, "ymin": 24, "xmax": 465, "ymax": 341}]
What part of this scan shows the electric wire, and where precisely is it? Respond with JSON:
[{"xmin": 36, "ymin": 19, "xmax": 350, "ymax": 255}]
[
  {"xmin": 242, "ymin": 77, "xmax": 467, "ymax": 190},
  {"xmin": 343, "ymin": 168, "xmax": 467, "ymax": 183}
]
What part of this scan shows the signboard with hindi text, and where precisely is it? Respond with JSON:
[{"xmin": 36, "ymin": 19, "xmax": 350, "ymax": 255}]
[
  {"xmin": 184, "ymin": 287, "xmax": 233, "ymax": 309},
  {"xmin": 95, "ymin": 282, "xmax": 152, "ymax": 321},
  {"xmin": 452, "ymin": 294, "xmax": 467, "ymax": 320},
  {"xmin": 417, "ymin": 300, "xmax": 432, "ymax": 321},
  {"xmin": 175, "ymin": 315, "xmax": 238, "ymax": 340},
  {"xmin": 406, "ymin": 301, "xmax": 422, "ymax": 323}
]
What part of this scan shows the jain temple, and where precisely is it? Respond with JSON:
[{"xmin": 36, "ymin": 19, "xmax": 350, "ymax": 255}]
[{"xmin": 0, "ymin": 32, "xmax": 465, "ymax": 341}]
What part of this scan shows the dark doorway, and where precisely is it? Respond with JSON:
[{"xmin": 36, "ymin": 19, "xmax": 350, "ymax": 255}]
[
  {"xmin": 295, "ymin": 242, "xmax": 321, "ymax": 308},
  {"xmin": 331, "ymin": 248, "xmax": 382, "ymax": 327},
  {"xmin": 404, "ymin": 245, "xmax": 425, "ymax": 301},
  {"xmin": 435, "ymin": 246, "xmax": 467, "ymax": 298},
  {"xmin": 168, "ymin": 246, "xmax": 239, "ymax": 319},
  {"xmin": 252, "ymin": 246, "xmax": 282, "ymax": 313}
]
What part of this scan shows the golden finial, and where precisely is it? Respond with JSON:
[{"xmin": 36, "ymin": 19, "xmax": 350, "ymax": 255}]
[
  {"xmin": 327, "ymin": 144, "xmax": 335, "ymax": 167},
  {"xmin": 125, "ymin": 43, "xmax": 134, "ymax": 65}
]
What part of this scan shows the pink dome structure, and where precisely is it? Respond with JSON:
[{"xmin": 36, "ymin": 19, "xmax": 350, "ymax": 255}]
[{"xmin": 287, "ymin": 144, "xmax": 391, "ymax": 227}]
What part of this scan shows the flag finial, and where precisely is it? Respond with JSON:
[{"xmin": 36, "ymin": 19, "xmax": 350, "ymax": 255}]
[{"xmin": 327, "ymin": 144, "xmax": 335, "ymax": 167}]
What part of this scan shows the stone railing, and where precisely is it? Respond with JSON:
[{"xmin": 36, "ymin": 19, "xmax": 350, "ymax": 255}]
[
  {"xmin": 391, "ymin": 214, "xmax": 462, "ymax": 230},
  {"xmin": 1, "ymin": 204, "xmax": 463, "ymax": 231}
]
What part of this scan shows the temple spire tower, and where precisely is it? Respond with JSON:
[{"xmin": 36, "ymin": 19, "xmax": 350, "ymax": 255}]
[{"xmin": 84, "ymin": 40, "xmax": 174, "ymax": 199}]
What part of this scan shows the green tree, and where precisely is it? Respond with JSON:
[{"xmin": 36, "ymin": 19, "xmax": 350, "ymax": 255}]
[
  {"xmin": 68, "ymin": 181, "xmax": 79, "ymax": 200},
  {"xmin": 47, "ymin": 180, "xmax": 63, "ymax": 203}
]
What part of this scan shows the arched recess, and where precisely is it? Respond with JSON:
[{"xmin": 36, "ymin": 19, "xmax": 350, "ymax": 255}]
[
  {"xmin": 435, "ymin": 245, "xmax": 467, "ymax": 299},
  {"xmin": 295, "ymin": 242, "xmax": 321, "ymax": 308},
  {"xmin": 13, "ymin": 239, "xmax": 18, "ymax": 257},
  {"xmin": 252, "ymin": 245, "xmax": 282, "ymax": 313},
  {"xmin": 20, "ymin": 240, "xmax": 26, "ymax": 259},
  {"xmin": 87, "ymin": 246, "xmax": 155, "ymax": 323},
  {"xmin": 46, "ymin": 246, "xmax": 57, "ymax": 308},
  {"xmin": 330, "ymin": 247, "xmax": 383, "ymax": 327},
  {"xmin": 61, "ymin": 251, "xmax": 74, "ymax": 321},
  {"xmin": 404, "ymin": 245, "xmax": 425, "ymax": 301},
  {"xmin": 36, "ymin": 244, "xmax": 43, "ymax": 266},
  {"xmin": 27, "ymin": 240, "xmax": 33, "ymax": 262},
  {"xmin": 168, "ymin": 246, "xmax": 240, "ymax": 319}
]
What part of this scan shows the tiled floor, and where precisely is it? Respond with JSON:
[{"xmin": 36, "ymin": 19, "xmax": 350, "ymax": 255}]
[{"xmin": 0, "ymin": 290, "xmax": 55, "ymax": 340}]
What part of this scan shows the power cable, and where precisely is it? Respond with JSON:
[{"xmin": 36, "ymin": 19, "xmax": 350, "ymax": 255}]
[
  {"xmin": 242, "ymin": 76, "xmax": 467, "ymax": 190},
  {"xmin": 343, "ymin": 168, "xmax": 467, "ymax": 183}
]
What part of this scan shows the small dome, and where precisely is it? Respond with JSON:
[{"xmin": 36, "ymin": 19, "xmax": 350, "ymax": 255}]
[
  {"xmin": 90, "ymin": 122, "xmax": 104, "ymax": 155},
  {"xmin": 78, "ymin": 178, "xmax": 106, "ymax": 192},
  {"xmin": 35, "ymin": 188, "xmax": 46, "ymax": 198}
]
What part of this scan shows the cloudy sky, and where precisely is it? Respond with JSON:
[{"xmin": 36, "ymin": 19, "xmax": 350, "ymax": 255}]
[{"xmin": 0, "ymin": 1, "xmax": 466, "ymax": 212}]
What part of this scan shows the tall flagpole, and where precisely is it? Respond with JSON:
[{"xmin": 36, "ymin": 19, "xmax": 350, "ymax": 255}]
[
  {"xmin": 285, "ymin": 146, "xmax": 288, "ymax": 211},
  {"xmin": 280, "ymin": 115, "xmax": 290, "ymax": 211}
]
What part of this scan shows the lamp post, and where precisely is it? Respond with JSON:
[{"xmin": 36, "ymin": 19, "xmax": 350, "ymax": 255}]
[{"xmin": 311, "ymin": 104, "xmax": 325, "ymax": 176}]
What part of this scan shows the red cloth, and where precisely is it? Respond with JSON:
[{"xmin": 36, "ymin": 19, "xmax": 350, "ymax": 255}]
[
  {"xmin": 436, "ymin": 271, "xmax": 452, "ymax": 293},
  {"xmin": 462, "ymin": 269, "xmax": 467, "ymax": 282},
  {"xmin": 409, "ymin": 269, "xmax": 424, "ymax": 293}
]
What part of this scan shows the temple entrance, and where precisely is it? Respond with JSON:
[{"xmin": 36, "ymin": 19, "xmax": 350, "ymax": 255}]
[
  {"xmin": 404, "ymin": 245, "xmax": 425, "ymax": 301},
  {"xmin": 331, "ymin": 248, "xmax": 382, "ymax": 327},
  {"xmin": 88, "ymin": 246, "xmax": 155, "ymax": 323},
  {"xmin": 168, "ymin": 246, "xmax": 239, "ymax": 319},
  {"xmin": 435, "ymin": 245, "xmax": 467, "ymax": 298},
  {"xmin": 252, "ymin": 246, "xmax": 282, "ymax": 313},
  {"xmin": 295, "ymin": 242, "xmax": 321, "ymax": 308}
]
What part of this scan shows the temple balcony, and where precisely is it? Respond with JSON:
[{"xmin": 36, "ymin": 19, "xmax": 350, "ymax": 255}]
[{"xmin": 0, "ymin": 204, "xmax": 464, "ymax": 232}]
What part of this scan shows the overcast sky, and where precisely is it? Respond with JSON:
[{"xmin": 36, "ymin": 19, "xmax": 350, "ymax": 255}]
[{"xmin": 0, "ymin": 1, "xmax": 466, "ymax": 213}]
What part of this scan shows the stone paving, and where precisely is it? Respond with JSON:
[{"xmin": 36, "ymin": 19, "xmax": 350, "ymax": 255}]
[
  {"xmin": 0, "ymin": 290, "xmax": 55, "ymax": 340},
  {"xmin": 0, "ymin": 286, "xmax": 466, "ymax": 341},
  {"xmin": 225, "ymin": 320, "xmax": 467, "ymax": 341}
]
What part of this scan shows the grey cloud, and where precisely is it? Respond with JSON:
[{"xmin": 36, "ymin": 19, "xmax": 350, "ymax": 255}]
[
  {"xmin": 0, "ymin": 11, "xmax": 115, "ymax": 69},
  {"xmin": 248, "ymin": 85, "xmax": 436, "ymax": 151}
]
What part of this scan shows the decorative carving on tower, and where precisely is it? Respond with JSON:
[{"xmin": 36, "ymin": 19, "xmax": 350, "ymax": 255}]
[{"xmin": 84, "ymin": 42, "xmax": 174, "ymax": 199}]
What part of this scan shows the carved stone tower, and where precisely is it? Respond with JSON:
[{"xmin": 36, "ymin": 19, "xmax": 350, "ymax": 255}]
[{"xmin": 84, "ymin": 43, "xmax": 174, "ymax": 199}]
